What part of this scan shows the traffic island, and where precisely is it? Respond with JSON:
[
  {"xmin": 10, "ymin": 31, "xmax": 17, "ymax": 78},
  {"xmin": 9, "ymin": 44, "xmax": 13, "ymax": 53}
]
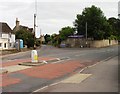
[
  {"xmin": 18, "ymin": 57, "xmax": 70, "ymax": 66},
  {"xmin": 18, "ymin": 61, "xmax": 45, "ymax": 66}
]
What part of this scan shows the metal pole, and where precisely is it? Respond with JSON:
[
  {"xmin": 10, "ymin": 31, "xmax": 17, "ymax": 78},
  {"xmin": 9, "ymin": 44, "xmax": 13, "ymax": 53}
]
[
  {"xmin": 34, "ymin": 14, "xmax": 36, "ymax": 35},
  {"xmin": 34, "ymin": 14, "xmax": 36, "ymax": 48},
  {"xmin": 86, "ymin": 22, "xmax": 87, "ymax": 46}
]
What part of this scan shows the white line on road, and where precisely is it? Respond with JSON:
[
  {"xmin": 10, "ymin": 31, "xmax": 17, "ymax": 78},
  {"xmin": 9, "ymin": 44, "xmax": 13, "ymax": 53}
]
[
  {"xmin": 79, "ymin": 55, "xmax": 116, "ymax": 73},
  {"xmin": 75, "ymin": 54, "xmax": 85, "ymax": 57},
  {"xmin": 52, "ymin": 58, "xmax": 70, "ymax": 64}
]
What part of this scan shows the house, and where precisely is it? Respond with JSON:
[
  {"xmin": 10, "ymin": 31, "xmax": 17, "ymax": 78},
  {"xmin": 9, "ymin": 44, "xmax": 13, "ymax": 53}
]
[
  {"xmin": 13, "ymin": 18, "xmax": 33, "ymax": 33},
  {"xmin": 0, "ymin": 22, "xmax": 15, "ymax": 50}
]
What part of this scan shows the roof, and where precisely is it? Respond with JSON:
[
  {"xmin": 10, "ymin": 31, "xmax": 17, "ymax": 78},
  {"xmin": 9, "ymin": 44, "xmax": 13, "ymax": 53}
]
[
  {"xmin": 13, "ymin": 25, "xmax": 33, "ymax": 32},
  {"xmin": 0, "ymin": 22, "xmax": 12, "ymax": 33},
  {"xmin": 68, "ymin": 35, "xmax": 84, "ymax": 38}
]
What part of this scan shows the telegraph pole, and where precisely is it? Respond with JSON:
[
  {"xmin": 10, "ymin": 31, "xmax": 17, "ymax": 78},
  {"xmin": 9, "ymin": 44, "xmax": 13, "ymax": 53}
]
[
  {"xmin": 85, "ymin": 22, "xmax": 88, "ymax": 47},
  {"xmin": 34, "ymin": 14, "xmax": 36, "ymax": 36},
  {"xmin": 33, "ymin": 0, "xmax": 37, "ymax": 48}
]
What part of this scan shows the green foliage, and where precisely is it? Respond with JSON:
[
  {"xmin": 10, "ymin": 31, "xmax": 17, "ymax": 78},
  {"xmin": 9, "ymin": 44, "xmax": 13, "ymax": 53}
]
[
  {"xmin": 107, "ymin": 17, "xmax": 120, "ymax": 39},
  {"xmin": 35, "ymin": 39, "xmax": 40, "ymax": 46},
  {"xmin": 74, "ymin": 5, "xmax": 112, "ymax": 40},
  {"xmin": 108, "ymin": 35, "xmax": 117, "ymax": 40},
  {"xmin": 44, "ymin": 34, "xmax": 51, "ymax": 44},
  {"xmin": 15, "ymin": 29, "xmax": 35, "ymax": 48},
  {"xmin": 51, "ymin": 34, "xmax": 59, "ymax": 46},
  {"xmin": 59, "ymin": 26, "xmax": 75, "ymax": 41}
]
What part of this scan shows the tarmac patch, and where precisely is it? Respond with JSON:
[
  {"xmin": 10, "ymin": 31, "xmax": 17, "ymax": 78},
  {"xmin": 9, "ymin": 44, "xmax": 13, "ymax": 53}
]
[{"xmin": 61, "ymin": 73, "xmax": 92, "ymax": 84}]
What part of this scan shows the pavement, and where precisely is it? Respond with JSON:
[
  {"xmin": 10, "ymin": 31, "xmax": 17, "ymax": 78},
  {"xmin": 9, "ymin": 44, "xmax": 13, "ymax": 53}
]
[{"xmin": 35, "ymin": 56, "xmax": 118, "ymax": 92}]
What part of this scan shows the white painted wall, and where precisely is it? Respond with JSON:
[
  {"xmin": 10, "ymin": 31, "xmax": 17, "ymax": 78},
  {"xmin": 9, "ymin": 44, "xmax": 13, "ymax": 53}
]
[
  {"xmin": 0, "ymin": 38, "xmax": 8, "ymax": 50},
  {"xmin": 9, "ymin": 34, "xmax": 15, "ymax": 48},
  {"xmin": 0, "ymin": 33, "xmax": 15, "ymax": 50},
  {"xmin": 2, "ymin": 33, "xmax": 9, "ymax": 39}
]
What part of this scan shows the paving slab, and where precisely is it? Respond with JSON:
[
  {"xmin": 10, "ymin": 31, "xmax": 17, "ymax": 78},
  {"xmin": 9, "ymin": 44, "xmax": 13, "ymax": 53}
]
[
  {"xmin": 4, "ymin": 65, "xmax": 32, "ymax": 73},
  {"xmin": 61, "ymin": 73, "xmax": 92, "ymax": 84}
]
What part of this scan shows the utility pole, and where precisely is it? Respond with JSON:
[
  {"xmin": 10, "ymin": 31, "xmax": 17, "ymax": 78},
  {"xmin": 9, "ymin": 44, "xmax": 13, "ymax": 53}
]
[
  {"xmin": 34, "ymin": 14, "xmax": 36, "ymax": 36},
  {"xmin": 34, "ymin": 14, "xmax": 36, "ymax": 48},
  {"xmin": 85, "ymin": 22, "xmax": 88, "ymax": 47},
  {"xmin": 33, "ymin": 0, "xmax": 37, "ymax": 48}
]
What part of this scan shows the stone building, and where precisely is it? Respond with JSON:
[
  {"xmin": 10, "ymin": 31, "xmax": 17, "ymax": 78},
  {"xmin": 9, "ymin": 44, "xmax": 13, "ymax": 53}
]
[{"xmin": 13, "ymin": 18, "xmax": 33, "ymax": 33}]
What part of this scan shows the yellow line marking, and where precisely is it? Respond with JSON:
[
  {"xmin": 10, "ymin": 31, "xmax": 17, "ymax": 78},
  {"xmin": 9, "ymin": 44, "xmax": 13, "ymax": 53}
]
[{"xmin": 61, "ymin": 74, "xmax": 92, "ymax": 84}]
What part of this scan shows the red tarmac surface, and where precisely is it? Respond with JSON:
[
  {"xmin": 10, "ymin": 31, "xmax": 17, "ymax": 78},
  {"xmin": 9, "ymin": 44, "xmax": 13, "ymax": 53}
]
[
  {"xmin": 19, "ymin": 60, "xmax": 84, "ymax": 79},
  {"xmin": 1, "ymin": 57, "xmax": 85, "ymax": 87},
  {"xmin": 0, "ymin": 74, "xmax": 21, "ymax": 87}
]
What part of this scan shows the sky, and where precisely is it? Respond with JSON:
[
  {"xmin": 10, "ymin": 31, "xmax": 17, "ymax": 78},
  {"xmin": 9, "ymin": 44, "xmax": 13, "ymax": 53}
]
[{"xmin": 0, "ymin": 0, "xmax": 119, "ymax": 38}]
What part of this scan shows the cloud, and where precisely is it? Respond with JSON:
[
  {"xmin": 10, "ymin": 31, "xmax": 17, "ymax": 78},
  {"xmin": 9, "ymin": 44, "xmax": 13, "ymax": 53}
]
[{"xmin": 0, "ymin": 1, "xmax": 119, "ymax": 35}]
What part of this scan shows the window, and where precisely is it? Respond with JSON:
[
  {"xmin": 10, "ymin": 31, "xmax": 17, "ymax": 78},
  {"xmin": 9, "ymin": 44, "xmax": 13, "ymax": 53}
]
[
  {"xmin": 10, "ymin": 43, "xmax": 11, "ymax": 47},
  {"xmin": 4, "ymin": 43, "xmax": 6, "ymax": 48},
  {"xmin": 0, "ymin": 43, "xmax": 2, "ymax": 47}
]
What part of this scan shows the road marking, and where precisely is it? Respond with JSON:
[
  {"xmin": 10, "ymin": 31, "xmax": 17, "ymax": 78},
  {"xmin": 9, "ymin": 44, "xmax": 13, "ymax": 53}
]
[
  {"xmin": 75, "ymin": 54, "xmax": 85, "ymax": 57},
  {"xmin": 61, "ymin": 73, "xmax": 92, "ymax": 84},
  {"xmin": 32, "ymin": 73, "xmax": 92, "ymax": 93},
  {"xmin": 79, "ymin": 55, "xmax": 116, "ymax": 73},
  {"xmin": 51, "ymin": 57, "xmax": 70, "ymax": 64},
  {"xmin": 32, "ymin": 56, "xmax": 116, "ymax": 93},
  {"xmin": 52, "ymin": 59, "xmax": 70, "ymax": 64}
]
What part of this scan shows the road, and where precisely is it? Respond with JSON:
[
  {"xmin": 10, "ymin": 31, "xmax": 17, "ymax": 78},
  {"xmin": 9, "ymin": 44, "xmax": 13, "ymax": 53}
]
[
  {"xmin": 1, "ymin": 45, "xmax": 118, "ymax": 93},
  {"xmin": 37, "ymin": 56, "xmax": 118, "ymax": 92}
]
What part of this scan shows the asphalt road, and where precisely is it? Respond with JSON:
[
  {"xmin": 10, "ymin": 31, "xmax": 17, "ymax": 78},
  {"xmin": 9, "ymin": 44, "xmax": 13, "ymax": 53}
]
[
  {"xmin": 2, "ymin": 45, "xmax": 118, "ymax": 62},
  {"xmin": 37, "ymin": 56, "xmax": 118, "ymax": 92},
  {"xmin": 1, "ymin": 45, "xmax": 119, "ymax": 93}
]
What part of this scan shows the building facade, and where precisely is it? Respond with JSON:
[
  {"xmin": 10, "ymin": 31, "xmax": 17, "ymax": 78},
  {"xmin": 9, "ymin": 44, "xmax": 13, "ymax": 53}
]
[{"xmin": 0, "ymin": 22, "xmax": 15, "ymax": 50}]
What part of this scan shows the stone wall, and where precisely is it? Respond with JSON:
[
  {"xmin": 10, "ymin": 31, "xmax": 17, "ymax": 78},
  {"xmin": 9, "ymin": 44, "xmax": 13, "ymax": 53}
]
[
  {"xmin": 89, "ymin": 40, "xmax": 118, "ymax": 48},
  {"xmin": 61, "ymin": 39, "xmax": 118, "ymax": 48}
]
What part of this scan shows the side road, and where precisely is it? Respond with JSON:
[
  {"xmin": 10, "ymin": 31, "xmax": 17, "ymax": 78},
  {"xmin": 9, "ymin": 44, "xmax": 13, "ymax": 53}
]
[{"xmin": 34, "ymin": 56, "xmax": 118, "ymax": 92}]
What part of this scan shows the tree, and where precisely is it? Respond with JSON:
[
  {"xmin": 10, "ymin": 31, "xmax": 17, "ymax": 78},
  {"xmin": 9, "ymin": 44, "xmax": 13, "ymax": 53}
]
[
  {"xmin": 50, "ymin": 34, "xmax": 59, "ymax": 46},
  {"xmin": 59, "ymin": 26, "xmax": 75, "ymax": 41},
  {"xmin": 15, "ymin": 29, "xmax": 35, "ymax": 48},
  {"xmin": 107, "ymin": 17, "xmax": 120, "ymax": 39},
  {"xmin": 44, "ymin": 34, "xmax": 51, "ymax": 44},
  {"xmin": 74, "ymin": 5, "xmax": 112, "ymax": 40}
]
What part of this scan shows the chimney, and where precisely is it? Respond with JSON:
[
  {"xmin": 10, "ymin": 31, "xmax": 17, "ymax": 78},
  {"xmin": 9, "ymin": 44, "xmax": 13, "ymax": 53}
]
[{"xmin": 16, "ymin": 18, "xmax": 20, "ymax": 31}]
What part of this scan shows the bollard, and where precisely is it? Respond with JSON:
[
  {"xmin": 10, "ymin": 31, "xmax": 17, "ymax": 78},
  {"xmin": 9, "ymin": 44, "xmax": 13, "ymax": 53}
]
[{"xmin": 31, "ymin": 50, "xmax": 38, "ymax": 63}]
